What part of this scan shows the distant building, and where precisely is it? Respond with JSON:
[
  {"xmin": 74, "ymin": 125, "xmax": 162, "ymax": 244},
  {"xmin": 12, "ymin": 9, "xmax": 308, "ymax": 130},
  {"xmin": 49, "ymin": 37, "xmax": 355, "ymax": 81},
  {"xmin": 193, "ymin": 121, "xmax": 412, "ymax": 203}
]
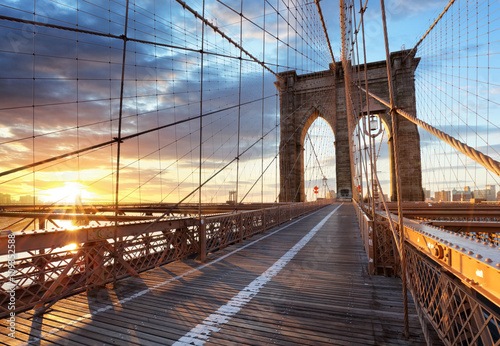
[
  {"xmin": 19, "ymin": 195, "xmax": 41, "ymax": 204},
  {"xmin": 486, "ymin": 185, "xmax": 496, "ymax": 201},
  {"xmin": 0, "ymin": 193, "xmax": 11, "ymax": 204},
  {"xmin": 452, "ymin": 188, "xmax": 472, "ymax": 202},
  {"xmin": 435, "ymin": 190, "xmax": 450, "ymax": 202},
  {"xmin": 473, "ymin": 185, "xmax": 496, "ymax": 201}
]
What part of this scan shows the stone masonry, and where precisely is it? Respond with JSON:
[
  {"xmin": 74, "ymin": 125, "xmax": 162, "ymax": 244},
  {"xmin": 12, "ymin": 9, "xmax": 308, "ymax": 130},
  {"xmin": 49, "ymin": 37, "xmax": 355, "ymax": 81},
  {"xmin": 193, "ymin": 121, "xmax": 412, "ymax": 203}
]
[{"xmin": 275, "ymin": 49, "xmax": 424, "ymax": 202}]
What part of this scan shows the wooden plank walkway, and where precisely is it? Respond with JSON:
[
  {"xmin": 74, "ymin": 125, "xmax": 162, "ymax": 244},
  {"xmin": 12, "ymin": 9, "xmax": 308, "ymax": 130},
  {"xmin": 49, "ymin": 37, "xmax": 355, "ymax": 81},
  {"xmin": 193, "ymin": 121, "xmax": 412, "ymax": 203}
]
[{"xmin": 2, "ymin": 203, "xmax": 431, "ymax": 345}]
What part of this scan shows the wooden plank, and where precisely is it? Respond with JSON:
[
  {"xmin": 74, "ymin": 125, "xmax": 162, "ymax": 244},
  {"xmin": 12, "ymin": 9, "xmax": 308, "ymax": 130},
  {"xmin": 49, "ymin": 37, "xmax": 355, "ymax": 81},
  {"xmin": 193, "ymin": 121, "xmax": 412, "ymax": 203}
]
[{"xmin": 1, "ymin": 204, "xmax": 438, "ymax": 345}]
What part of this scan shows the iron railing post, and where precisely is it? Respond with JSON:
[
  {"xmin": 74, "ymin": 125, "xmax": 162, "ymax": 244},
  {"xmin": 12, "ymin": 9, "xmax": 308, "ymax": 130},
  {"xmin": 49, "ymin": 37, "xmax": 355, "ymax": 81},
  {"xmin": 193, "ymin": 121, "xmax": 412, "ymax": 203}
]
[{"xmin": 199, "ymin": 218, "xmax": 206, "ymax": 262}]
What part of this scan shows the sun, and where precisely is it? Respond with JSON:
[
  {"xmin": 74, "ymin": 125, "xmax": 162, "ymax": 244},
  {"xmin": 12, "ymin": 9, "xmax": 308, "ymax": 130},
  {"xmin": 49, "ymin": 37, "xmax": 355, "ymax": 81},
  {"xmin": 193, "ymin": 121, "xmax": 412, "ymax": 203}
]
[{"xmin": 43, "ymin": 182, "xmax": 93, "ymax": 204}]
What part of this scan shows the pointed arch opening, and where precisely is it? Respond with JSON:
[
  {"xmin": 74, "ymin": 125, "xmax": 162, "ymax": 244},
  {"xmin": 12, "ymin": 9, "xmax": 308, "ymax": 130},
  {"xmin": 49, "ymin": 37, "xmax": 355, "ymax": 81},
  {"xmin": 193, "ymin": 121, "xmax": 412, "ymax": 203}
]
[{"xmin": 302, "ymin": 114, "xmax": 336, "ymax": 202}]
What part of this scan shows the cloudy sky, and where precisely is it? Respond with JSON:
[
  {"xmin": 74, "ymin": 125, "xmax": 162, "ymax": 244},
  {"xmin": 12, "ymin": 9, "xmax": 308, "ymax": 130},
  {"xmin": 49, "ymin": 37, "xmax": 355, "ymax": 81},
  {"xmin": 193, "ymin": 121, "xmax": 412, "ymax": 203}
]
[{"xmin": 0, "ymin": 0, "xmax": 498, "ymax": 205}]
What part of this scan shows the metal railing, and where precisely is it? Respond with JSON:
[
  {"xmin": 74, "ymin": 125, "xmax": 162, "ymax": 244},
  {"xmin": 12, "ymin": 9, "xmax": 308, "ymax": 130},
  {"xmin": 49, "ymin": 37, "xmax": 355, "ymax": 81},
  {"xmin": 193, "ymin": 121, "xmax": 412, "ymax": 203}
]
[
  {"xmin": 354, "ymin": 200, "xmax": 500, "ymax": 345},
  {"xmin": 0, "ymin": 201, "xmax": 328, "ymax": 317}
]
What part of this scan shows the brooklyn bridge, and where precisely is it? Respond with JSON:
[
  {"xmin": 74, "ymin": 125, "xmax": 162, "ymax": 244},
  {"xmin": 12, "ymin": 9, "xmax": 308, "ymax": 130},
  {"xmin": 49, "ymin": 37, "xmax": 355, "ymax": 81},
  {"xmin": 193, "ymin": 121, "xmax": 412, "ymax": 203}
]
[{"xmin": 0, "ymin": 0, "xmax": 499, "ymax": 344}]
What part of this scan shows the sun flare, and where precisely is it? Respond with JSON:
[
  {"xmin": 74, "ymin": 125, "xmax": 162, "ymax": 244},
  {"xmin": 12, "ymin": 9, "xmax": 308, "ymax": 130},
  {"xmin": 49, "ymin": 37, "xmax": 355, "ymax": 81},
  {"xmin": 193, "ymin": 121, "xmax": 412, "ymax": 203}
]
[{"xmin": 43, "ymin": 182, "xmax": 93, "ymax": 204}]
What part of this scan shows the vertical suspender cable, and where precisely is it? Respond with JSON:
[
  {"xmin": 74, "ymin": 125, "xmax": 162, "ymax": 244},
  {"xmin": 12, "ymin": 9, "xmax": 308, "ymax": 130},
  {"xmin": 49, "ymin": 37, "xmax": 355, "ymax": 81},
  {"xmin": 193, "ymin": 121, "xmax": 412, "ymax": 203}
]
[
  {"xmin": 351, "ymin": 1, "xmax": 364, "ymax": 206},
  {"xmin": 379, "ymin": 0, "xmax": 409, "ymax": 337},
  {"xmin": 261, "ymin": 0, "xmax": 265, "ymax": 208},
  {"xmin": 275, "ymin": 0, "xmax": 279, "ymax": 202},
  {"xmin": 199, "ymin": 0, "xmax": 206, "ymax": 219},
  {"xmin": 359, "ymin": 0, "xmax": 377, "ymax": 223},
  {"xmin": 235, "ymin": 0, "xmax": 244, "ymax": 210},
  {"xmin": 114, "ymin": 0, "xmax": 131, "ymax": 284},
  {"xmin": 355, "ymin": 1, "xmax": 372, "ymax": 212},
  {"xmin": 32, "ymin": 0, "xmax": 36, "ymax": 211}
]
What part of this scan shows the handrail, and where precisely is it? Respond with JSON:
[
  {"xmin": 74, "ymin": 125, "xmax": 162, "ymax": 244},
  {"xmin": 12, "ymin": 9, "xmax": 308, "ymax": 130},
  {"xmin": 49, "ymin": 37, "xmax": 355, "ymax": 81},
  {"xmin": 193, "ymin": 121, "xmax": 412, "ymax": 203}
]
[
  {"xmin": 0, "ymin": 200, "xmax": 331, "ymax": 317},
  {"xmin": 354, "ymin": 200, "xmax": 500, "ymax": 344}
]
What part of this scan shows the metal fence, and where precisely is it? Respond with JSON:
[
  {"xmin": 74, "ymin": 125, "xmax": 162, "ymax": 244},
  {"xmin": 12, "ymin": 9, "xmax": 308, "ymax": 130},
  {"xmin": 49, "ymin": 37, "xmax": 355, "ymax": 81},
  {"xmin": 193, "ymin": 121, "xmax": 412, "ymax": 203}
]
[
  {"xmin": 1, "ymin": 201, "xmax": 327, "ymax": 317},
  {"xmin": 354, "ymin": 200, "xmax": 500, "ymax": 345}
]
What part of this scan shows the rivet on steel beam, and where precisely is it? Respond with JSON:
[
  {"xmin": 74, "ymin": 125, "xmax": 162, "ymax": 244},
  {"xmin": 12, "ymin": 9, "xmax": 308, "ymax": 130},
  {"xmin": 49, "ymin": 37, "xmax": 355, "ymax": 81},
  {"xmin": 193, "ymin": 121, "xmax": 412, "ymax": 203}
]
[
  {"xmin": 467, "ymin": 250, "xmax": 474, "ymax": 255},
  {"xmin": 485, "ymin": 258, "xmax": 492, "ymax": 263},
  {"xmin": 460, "ymin": 247, "xmax": 465, "ymax": 251},
  {"xmin": 475, "ymin": 254, "xmax": 483, "ymax": 259},
  {"xmin": 496, "ymin": 263, "xmax": 500, "ymax": 268}
]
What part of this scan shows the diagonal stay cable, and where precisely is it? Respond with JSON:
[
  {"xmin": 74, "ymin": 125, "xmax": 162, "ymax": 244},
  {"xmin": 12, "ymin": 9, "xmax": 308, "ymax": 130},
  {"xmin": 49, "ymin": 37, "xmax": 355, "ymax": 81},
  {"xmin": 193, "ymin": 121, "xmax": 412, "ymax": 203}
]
[
  {"xmin": 355, "ymin": 84, "xmax": 500, "ymax": 177},
  {"xmin": 118, "ymin": 92, "xmax": 323, "ymax": 249},
  {"xmin": 174, "ymin": 0, "xmax": 281, "ymax": 80},
  {"xmin": 314, "ymin": 0, "xmax": 336, "ymax": 67},
  {"xmin": 0, "ymin": 95, "xmax": 275, "ymax": 179},
  {"xmin": 404, "ymin": 0, "xmax": 456, "ymax": 61},
  {"xmin": 0, "ymin": 15, "xmax": 257, "ymax": 63}
]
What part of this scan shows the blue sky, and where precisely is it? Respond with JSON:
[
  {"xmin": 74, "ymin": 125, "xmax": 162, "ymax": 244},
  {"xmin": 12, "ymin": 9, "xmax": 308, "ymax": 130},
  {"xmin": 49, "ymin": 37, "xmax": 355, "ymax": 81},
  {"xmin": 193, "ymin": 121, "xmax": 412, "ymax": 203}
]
[{"xmin": 0, "ymin": 0, "xmax": 497, "ymax": 204}]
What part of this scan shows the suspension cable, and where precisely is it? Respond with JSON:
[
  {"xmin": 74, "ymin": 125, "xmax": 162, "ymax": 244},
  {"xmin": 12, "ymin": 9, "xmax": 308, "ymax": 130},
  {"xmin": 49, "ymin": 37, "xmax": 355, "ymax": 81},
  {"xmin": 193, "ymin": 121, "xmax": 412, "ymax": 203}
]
[
  {"xmin": 405, "ymin": 0, "xmax": 456, "ymax": 61},
  {"xmin": 314, "ymin": 0, "xmax": 336, "ymax": 67},
  {"xmin": 174, "ymin": 0, "xmax": 281, "ymax": 80},
  {"xmin": 379, "ymin": 0, "xmax": 409, "ymax": 337},
  {"xmin": 356, "ymin": 85, "xmax": 500, "ymax": 178}
]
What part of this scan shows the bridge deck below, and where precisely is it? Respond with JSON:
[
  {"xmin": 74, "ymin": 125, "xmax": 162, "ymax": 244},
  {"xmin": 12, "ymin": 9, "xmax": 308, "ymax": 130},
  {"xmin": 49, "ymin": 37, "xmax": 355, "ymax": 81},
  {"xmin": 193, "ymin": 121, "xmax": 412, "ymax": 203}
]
[{"xmin": 3, "ymin": 204, "xmax": 429, "ymax": 345}]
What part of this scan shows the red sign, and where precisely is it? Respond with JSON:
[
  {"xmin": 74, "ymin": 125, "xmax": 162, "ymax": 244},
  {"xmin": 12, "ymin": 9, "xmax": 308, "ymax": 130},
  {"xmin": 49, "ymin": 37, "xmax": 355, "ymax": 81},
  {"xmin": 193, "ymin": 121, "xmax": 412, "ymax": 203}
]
[{"xmin": 314, "ymin": 186, "xmax": 319, "ymax": 194}]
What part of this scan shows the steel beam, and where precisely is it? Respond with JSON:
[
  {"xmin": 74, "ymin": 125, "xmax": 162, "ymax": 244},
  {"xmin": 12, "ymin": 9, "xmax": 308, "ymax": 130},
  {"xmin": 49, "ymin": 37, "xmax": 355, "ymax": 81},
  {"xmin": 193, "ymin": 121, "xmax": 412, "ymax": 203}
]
[
  {"xmin": 379, "ymin": 211, "xmax": 500, "ymax": 307},
  {"xmin": 427, "ymin": 221, "xmax": 500, "ymax": 233},
  {"xmin": 0, "ymin": 218, "xmax": 195, "ymax": 255}
]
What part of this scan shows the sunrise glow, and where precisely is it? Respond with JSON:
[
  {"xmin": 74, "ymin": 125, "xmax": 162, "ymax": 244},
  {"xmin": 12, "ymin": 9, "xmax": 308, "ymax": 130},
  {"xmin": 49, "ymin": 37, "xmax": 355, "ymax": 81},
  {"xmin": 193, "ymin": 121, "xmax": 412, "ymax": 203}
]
[{"xmin": 43, "ymin": 182, "xmax": 94, "ymax": 204}]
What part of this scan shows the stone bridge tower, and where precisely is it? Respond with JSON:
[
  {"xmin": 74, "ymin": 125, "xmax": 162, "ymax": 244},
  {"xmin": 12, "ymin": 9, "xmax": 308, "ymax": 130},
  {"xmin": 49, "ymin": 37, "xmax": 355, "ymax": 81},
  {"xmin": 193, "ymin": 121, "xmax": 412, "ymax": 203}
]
[{"xmin": 275, "ymin": 49, "xmax": 424, "ymax": 202}]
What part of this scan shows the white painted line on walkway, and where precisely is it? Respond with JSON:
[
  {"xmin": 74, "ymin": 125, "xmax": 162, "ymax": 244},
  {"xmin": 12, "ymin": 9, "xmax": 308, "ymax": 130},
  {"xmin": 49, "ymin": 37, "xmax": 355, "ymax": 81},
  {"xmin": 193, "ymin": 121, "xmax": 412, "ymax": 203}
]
[
  {"xmin": 23, "ymin": 206, "xmax": 336, "ymax": 345},
  {"xmin": 173, "ymin": 204, "xmax": 343, "ymax": 346}
]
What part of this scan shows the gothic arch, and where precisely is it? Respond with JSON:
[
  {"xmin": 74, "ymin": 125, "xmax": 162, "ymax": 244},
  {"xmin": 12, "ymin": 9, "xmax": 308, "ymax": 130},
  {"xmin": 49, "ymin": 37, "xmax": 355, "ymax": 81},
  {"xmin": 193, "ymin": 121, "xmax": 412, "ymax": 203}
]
[
  {"xmin": 276, "ymin": 50, "xmax": 424, "ymax": 202},
  {"xmin": 300, "ymin": 107, "xmax": 335, "ymax": 146}
]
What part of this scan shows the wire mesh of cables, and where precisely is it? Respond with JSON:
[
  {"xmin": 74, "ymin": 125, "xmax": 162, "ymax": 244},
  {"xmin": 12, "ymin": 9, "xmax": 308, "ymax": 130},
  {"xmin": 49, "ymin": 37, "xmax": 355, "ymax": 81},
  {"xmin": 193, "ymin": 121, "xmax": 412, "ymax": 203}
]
[
  {"xmin": 338, "ymin": 0, "xmax": 500, "ymax": 204},
  {"xmin": 0, "ymin": 0, "xmax": 335, "ymax": 221},
  {"xmin": 415, "ymin": 0, "xmax": 500, "ymax": 202}
]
